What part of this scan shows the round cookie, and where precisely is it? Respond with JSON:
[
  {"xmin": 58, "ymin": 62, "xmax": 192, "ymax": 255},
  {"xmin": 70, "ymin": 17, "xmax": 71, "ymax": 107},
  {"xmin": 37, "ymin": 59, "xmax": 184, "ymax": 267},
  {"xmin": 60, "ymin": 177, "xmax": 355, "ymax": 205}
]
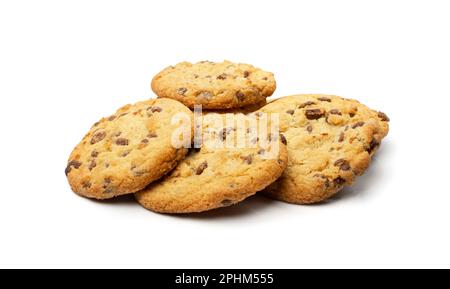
[
  {"xmin": 65, "ymin": 98, "xmax": 193, "ymax": 199},
  {"xmin": 151, "ymin": 60, "xmax": 276, "ymax": 109},
  {"xmin": 135, "ymin": 113, "xmax": 288, "ymax": 213},
  {"xmin": 258, "ymin": 94, "xmax": 390, "ymax": 204}
]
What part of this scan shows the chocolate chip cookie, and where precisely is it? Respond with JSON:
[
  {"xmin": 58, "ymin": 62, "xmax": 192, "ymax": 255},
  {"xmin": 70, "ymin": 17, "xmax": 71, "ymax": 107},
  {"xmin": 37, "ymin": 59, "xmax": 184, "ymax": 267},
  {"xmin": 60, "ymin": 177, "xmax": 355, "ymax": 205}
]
[
  {"xmin": 151, "ymin": 60, "xmax": 276, "ymax": 109},
  {"xmin": 65, "ymin": 98, "xmax": 193, "ymax": 199},
  {"xmin": 135, "ymin": 113, "xmax": 288, "ymax": 213},
  {"xmin": 258, "ymin": 94, "xmax": 389, "ymax": 204}
]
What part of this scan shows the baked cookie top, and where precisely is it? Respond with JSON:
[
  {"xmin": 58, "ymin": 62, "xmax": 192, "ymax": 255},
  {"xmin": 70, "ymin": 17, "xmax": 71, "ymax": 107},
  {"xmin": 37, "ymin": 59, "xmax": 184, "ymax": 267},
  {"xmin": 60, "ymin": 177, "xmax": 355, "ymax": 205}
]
[
  {"xmin": 135, "ymin": 113, "xmax": 288, "ymax": 213},
  {"xmin": 151, "ymin": 60, "xmax": 276, "ymax": 109},
  {"xmin": 258, "ymin": 94, "xmax": 389, "ymax": 204},
  {"xmin": 65, "ymin": 98, "xmax": 193, "ymax": 199}
]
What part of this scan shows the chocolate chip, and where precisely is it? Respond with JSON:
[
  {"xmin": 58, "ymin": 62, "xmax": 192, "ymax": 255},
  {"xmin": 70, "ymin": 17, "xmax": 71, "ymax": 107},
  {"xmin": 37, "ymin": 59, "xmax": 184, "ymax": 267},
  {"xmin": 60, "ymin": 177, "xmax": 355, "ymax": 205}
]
[
  {"xmin": 220, "ymin": 128, "xmax": 228, "ymax": 141},
  {"xmin": 141, "ymin": 139, "xmax": 149, "ymax": 144},
  {"xmin": 115, "ymin": 132, "xmax": 122, "ymax": 137},
  {"xmin": 115, "ymin": 138, "xmax": 129, "ymax": 146},
  {"xmin": 298, "ymin": 101, "xmax": 316, "ymax": 108},
  {"xmin": 352, "ymin": 121, "xmax": 365, "ymax": 129},
  {"xmin": 334, "ymin": 159, "xmax": 351, "ymax": 171},
  {"xmin": 195, "ymin": 161, "xmax": 208, "ymax": 175},
  {"xmin": 88, "ymin": 160, "xmax": 97, "ymax": 171},
  {"xmin": 217, "ymin": 73, "xmax": 227, "ymax": 80},
  {"xmin": 268, "ymin": 133, "xmax": 278, "ymax": 142},
  {"xmin": 241, "ymin": 154, "xmax": 253, "ymax": 164},
  {"xmin": 349, "ymin": 112, "xmax": 355, "ymax": 117},
  {"xmin": 65, "ymin": 160, "xmax": 82, "ymax": 175},
  {"xmin": 107, "ymin": 115, "xmax": 116, "ymax": 121},
  {"xmin": 262, "ymin": 77, "xmax": 268, "ymax": 80},
  {"xmin": 243, "ymin": 71, "xmax": 250, "ymax": 78},
  {"xmin": 82, "ymin": 181, "xmax": 91, "ymax": 189},
  {"xmin": 193, "ymin": 74, "xmax": 199, "ymax": 79},
  {"xmin": 329, "ymin": 109, "xmax": 342, "ymax": 115},
  {"xmin": 257, "ymin": 149, "xmax": 265, "ymax": 155},
  {"xmin": 286, "ymin": 109, "xmax": 295, "ymax": 115},
  {"xmin": 305, "ymin": 109, "xmax": 325, "ymax": 120},
  {"xmin": 177, "ymin": 87, "xmax": 187, "ymax": 95},
  {"xmin": 121, "ymin": 150, "xmax": 131, "ymax": 157},
  {"xmin": 280, "ymin": 134, "xmax": 287, "ymax": 145},
  {"xmin": 338, "ymin": 132, "xmax": 345, "ymax": 142},
  {"xmin": 318, "ymin": 97, "xmax": 331, "ymax": 102},
  {"xmin": 378, "ymin": 111, "xmax": 390, "ymax": 122},
  {"xmin": 367, "ymin": 138, "xmax": 379, "ymax": 153},
  {"xmin": 151, "ymin": 106, "xmax": 163, "ymax": 113},
  {"xmin": 315, "ymin": 174, "xmax": 331, "ymax": 188},
  {"xmin": 219, "ymin": 127, "xmax": 234, "ymax": 141},
  {"xmin": 90, "ymin": 131, "xmax": 106, "ymax": 144},
  {"xmin": 334, "ymin": 176, "xmax": 346, "ymax": 186},
  {"xmin": 236, "ymin": 91, "xmax": 245, "ymax": 101},
  {"xmin": 91, "ymin": 151, "xmax": 99, "ymax": 158},
  {"xmin": 147, "ymin": 132, "xmax": 158, "ymax": 138},
  {"xmin": 325, "ymin": 176, "xmax": 332, "ymax": 187},
  {"xmin": 70, "ymin": 160, "xmax": 81, "ymax": 168},
  {"xmin": 307, "ymin": 125, "xmax": 313, "ymax": 133},
  {"xmin": 103, "ymin": 177, "xmax": 112, "ymax": 186}
]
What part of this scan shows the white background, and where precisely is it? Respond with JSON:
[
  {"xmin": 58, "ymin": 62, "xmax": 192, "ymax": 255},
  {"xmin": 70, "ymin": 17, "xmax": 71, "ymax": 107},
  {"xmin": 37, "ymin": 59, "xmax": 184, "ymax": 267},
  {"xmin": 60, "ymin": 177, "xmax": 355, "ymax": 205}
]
[{"xmin": 1, "ymin": 0, "xmax": 449, "ymax": 268}]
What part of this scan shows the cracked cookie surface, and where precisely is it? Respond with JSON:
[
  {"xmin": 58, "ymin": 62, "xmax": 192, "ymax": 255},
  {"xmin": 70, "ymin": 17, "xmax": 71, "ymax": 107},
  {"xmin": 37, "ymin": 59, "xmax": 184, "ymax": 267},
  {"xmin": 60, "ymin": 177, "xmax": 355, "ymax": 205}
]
[
  {"xmin": 65, "ymin": 98, "xmax": 193, "ymax": 199},
  {"xmin": 258, "ymin": 94, "xmax": 389, "ymax": 204},
  {"xmin": 135, "ymin": 113, "xmax": 288, "ymax": 213},
  {"xmin": 151, "ymin": 60, "xmax": 276, "ymax": 109}
]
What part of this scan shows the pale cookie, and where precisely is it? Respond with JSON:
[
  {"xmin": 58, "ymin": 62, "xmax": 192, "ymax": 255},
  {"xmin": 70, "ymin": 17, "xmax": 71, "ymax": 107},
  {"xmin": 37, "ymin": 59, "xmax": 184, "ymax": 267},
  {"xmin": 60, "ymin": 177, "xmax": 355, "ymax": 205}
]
[
  {"xmin": 135, "ymin": 113, "xmax": 288, "ymax": 213},
  {"xmin": 151, "ymin": 60, "xmax": 276, "ymax": 109},
  {"xmin": 258, "ymin": 94, "xmax": 389, "ymax": 204},
  {"xmin": 65, "ymin": 98, "xmax": 193, "ymax": 199}
]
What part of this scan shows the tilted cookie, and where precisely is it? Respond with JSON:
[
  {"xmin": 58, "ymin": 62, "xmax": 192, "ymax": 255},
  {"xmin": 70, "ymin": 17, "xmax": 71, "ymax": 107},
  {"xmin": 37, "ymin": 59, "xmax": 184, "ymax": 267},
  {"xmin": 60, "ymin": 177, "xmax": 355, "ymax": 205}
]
[
  {"xmin": 135, "ymin": 113, "xmax": 288, "ymax": 213},
  {"xmin": 151, "ymin": 60, "xmax": 276, "ymax": 109},
  {"xmin": 65, "ymin": 98, "xmax": 193, "ymax": 199},
  {"xmin": 258, "ymin": 94, "xmax": 389, "ymax": 204}
]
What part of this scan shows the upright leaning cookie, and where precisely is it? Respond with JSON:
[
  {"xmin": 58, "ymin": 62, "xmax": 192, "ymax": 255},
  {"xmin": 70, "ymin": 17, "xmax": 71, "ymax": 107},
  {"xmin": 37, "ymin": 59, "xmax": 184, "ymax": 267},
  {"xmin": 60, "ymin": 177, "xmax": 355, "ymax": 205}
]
[
  {"xmin": 65, "ymin": 98, "xmax": 193, "ymax": 199},
  {"xmin": 151, "ymin": 60, "xmax": 276, "ymax": 109},
  {"xmin": 135, "ymin": 113, "xmax": 288, "ymax": 213},
  {"xmin": 258, "ymin": 94, "xmax": 390, "ymax": 204}
]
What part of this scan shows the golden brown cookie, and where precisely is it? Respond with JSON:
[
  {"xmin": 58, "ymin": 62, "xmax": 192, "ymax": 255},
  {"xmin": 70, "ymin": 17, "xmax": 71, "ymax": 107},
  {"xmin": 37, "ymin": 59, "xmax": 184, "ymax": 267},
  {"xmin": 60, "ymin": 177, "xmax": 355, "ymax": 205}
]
[
  {"xmin": 258, "ymin": 94, "xmax": 389, "ymax": 204},
  {"xmin": 135, "ymin": 112, "xmax": 288, "ymax": 213},
  {"xmin": 65, "ymin": 98, "xmax": 193, "ymax": 199},
  {"xmin": 151, "ymin": 60, "xmax": 276, "ymax": 109}
]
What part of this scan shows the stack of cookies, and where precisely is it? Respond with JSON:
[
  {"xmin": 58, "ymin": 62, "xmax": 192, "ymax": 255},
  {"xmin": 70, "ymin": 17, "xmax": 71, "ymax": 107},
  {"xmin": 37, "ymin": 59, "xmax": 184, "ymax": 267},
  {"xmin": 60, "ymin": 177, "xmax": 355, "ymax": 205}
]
[{"xmin": 65, "ymin": 60, "xmax": 389, "ymax": 213}]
